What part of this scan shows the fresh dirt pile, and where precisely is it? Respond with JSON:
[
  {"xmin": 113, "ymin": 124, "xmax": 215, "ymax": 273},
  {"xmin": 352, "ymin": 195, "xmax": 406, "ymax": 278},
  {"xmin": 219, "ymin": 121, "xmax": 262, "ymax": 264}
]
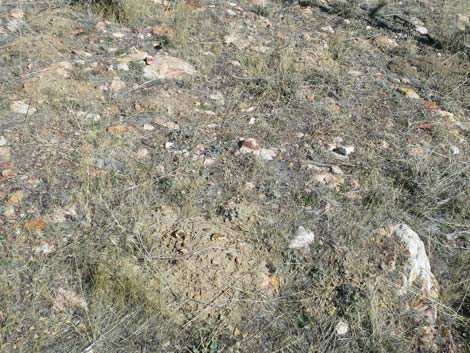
[{"xmin": 143, "ymin": 206, "xmax": 274, "ymax": 324}]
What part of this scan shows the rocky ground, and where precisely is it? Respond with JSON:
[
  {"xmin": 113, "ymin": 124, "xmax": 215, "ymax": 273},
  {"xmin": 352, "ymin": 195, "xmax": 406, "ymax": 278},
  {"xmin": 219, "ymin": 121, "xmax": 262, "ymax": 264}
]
[{"xmin": 0, "ymin": 0, "xmax": 469, "ymax": 352}]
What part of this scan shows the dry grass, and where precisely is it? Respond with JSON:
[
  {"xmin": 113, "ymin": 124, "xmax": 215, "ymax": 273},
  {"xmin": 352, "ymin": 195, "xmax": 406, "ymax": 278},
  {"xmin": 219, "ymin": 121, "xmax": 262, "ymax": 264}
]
[
  {"xmin": 0, "ymin": 0, "xmax": 468, "ymax": 352},
  {"xmin": 74, "ymin": 0, "xmax": 158, "ymax": 23}
]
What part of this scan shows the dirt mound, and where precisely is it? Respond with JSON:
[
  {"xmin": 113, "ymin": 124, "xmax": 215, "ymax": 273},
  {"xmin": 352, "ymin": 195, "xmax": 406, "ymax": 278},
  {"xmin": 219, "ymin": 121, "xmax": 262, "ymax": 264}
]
[
  {"xmin": 146, "ymin": 206, "xmax": 272, "ymax": 324},
  {"xmin": 22, "ymin": 62, "xmax": 103, "ymax": 105},
  {"xmin": 3, "ymin": 34, "xmax": 68, "ymax": 64}
]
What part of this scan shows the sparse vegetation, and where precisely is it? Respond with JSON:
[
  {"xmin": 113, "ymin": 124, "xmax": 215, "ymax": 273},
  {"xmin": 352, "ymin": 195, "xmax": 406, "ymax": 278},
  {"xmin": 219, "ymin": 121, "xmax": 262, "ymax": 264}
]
[{"xmin": 0, "ymin": 0, "xmax": 468, "ymax": 352}]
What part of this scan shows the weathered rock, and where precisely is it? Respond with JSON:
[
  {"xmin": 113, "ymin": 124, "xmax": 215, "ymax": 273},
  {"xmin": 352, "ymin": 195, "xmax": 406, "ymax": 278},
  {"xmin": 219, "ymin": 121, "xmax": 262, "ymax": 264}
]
[
  {"xmin": 11, "ymin": 101, "xmax": 36, "ymax": 115},
  {"xmin": 330, "ymin": 165, "xmax": 344, "ymax": 175},
  {"xmin": 116, "ymin": 50, "xmax": 148, "ymax": 64},
  {"xmin": 289, "ymin": 226, "xmax": 315, "ymax": 249},
  {"xmin": 393, "ymin": 224, "xmax": 438, "ymax": 300},
  {"xmin": 110, "ymin": 77, "xmax": 126, "ymax": 92},
  {"xmin": 34, "ymin": 241, "xmax": 56, "ymax": 255},
  {"xmin": 0, "ymin": 136, "xmax": 7, "ymax": 147},
  {"xmin": 449, "ymin": 145, "xmax": 460, "ymax": 155},
  {"xmin": 258, "ymin": 148, "xmax": 278, "ymax": 161},
  {"xmin": 457, "ymin": 14, "xmax": 469, "ymax": 31},
  {"xmin": 143, "ymin": 56, "xmax": 196, "ymax": 80},
  {"xmin": 153, "ymin": 117, "xmax": 179, "ymax": 130},
  {"xmin": 136, "ymin": 147, "xmax": 149, "ymax": 159},
  {"xmin": 335, "ymin": 320, "xmax": 349, "ymax": 335},
  {"xmin": 375, "ymin": 35, "xmax": 399, "ymax": 49},
  {"xmin": 312, "ymin": 171, "xmax": 344, "ymax": 188},
  {"xmin": 7, "ymin": 190, "xmax": 24, "ymax": 206},
  {"xmin": 397, "ymin": 87, "xmax": 420, "ymax": 99},
  {"xmin": 332, "ymin": 146, "xmax": 354, "ymax": 156},
  {"xmin": 410, "ymin": 17, "xmax": 428, "ymax": 35},
  {"xmin": 239, "ymin": 138, "xmax": 260, "ymax": 153},
  {"xmin": 76, "ymin": 111, "xmax": 101, "ymax": 123},
  {"xmin": 142, "ymin": 123, "xmax": 155, "ymax": 131},
  {"xmin": 112, "ymin": 32, "xmax": 126, "ymax": 38},
  {"xmin": 0, "ymin": 147, "xmax": 11, "ymax": 163},
  {"xmin": 2, "ymin": 169, "xmax": 16, "ymax": 178},
  {"xmin": 117, "ymin": 62, "xmax": 130, "ymax": 71},
  {"xmin": 3, "ymin": 206, "xmax": 16, "ymax": 220}
]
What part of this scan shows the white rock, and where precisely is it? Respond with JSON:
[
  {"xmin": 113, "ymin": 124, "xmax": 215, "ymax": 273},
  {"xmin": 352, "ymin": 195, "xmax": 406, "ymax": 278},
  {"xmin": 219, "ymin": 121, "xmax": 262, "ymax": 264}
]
[
  {"xmin": 335, "ymin": 320, "xmax": 349, "ymax": 335},
  {"xmin": 248, "ymin": 117, "xmax": 256, "ymax": 125},
  {"xmin": 257, "ymin": 148, "xmax": 277, "ymax": 161},
  {"xmin": 165, "ymin": 142, "xmax": 174, "ymax": 149},
  {"xmin": 203, "ymin": 157, "xmax": 216, "ymax": 167},
  {"xmin": 252, "ymin": 46, "xmax": 271, "ymax": 54},
  {"xmin": 454, "ymin": 121, "xmax": 470, "ymax": 132},
  {"xmin": 143, "ymin": 124, "xmax": 155, "ymax": 131},
  {"xmin": 112, "ymin": 32, "xmax": 126, "ymax": 38},
  {"xmin": 450, "ymin": 145, "xmax": 460, "ymax": 155},
  {"xmin": 34, "ymin": 242, "xmax": 55, "ymax": 255},
  {"xmin": 457, "ymin": 14, "xmax": 469, "ymax": 31},
  {"xmin": 410, "ymin": 17, "xmax": 428, "ymax": 35},
  {"xmin": 0, "ymin": 136, "xmax": 7, "ymax": 146},
  {"xmin": 321, "ymin": 26, "xmax": 334, "ymax": 33},
  {"xmin": 230, "ymin": 60, "xmax": 242, "ymax": 67},
  {"xmin": 348, "ymin": 69, "xmax": 362, "ymax": 76},
  {"xmin": 11, "ymin": 101, "xmax": 36, "ymax": 115},
  {"xmin": 333, "ymin": 145, "xmax": 354, "ymax": 156},
  {"xmin": 117, "ymin": 62, "xmax": 130, "ymax": 71},
  {"xmin": 289, "ymin": 226, "xmax": 315, "ymax": 249},
  {"xmin": 393, "ymin": 224, "xmax": 438, "ymax": 298},
  {"xmin": 415, "ymin": 25, "xmax": 428, "ymax": 35},
  {"xmin": 136, "ymin": 147, "xmax": 149, "ymax": 159}
]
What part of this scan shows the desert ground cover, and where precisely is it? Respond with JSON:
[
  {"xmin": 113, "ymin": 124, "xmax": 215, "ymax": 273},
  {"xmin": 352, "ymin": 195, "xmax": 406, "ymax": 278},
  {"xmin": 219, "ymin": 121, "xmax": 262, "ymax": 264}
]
[{"xmin": 0, "ymin": 0, "xmax": 468, "ymax": 352}]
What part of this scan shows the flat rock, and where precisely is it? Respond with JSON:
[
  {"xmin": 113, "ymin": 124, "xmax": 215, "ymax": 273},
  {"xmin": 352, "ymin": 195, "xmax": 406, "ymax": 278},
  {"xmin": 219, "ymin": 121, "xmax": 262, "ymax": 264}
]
[
  {"xmin": 143, "ymin": 56, "xmax": 196, "ymax": 80},
  {"xmin": 11, "ymin": 101, "xmax": 36, "ymax": 115}
]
